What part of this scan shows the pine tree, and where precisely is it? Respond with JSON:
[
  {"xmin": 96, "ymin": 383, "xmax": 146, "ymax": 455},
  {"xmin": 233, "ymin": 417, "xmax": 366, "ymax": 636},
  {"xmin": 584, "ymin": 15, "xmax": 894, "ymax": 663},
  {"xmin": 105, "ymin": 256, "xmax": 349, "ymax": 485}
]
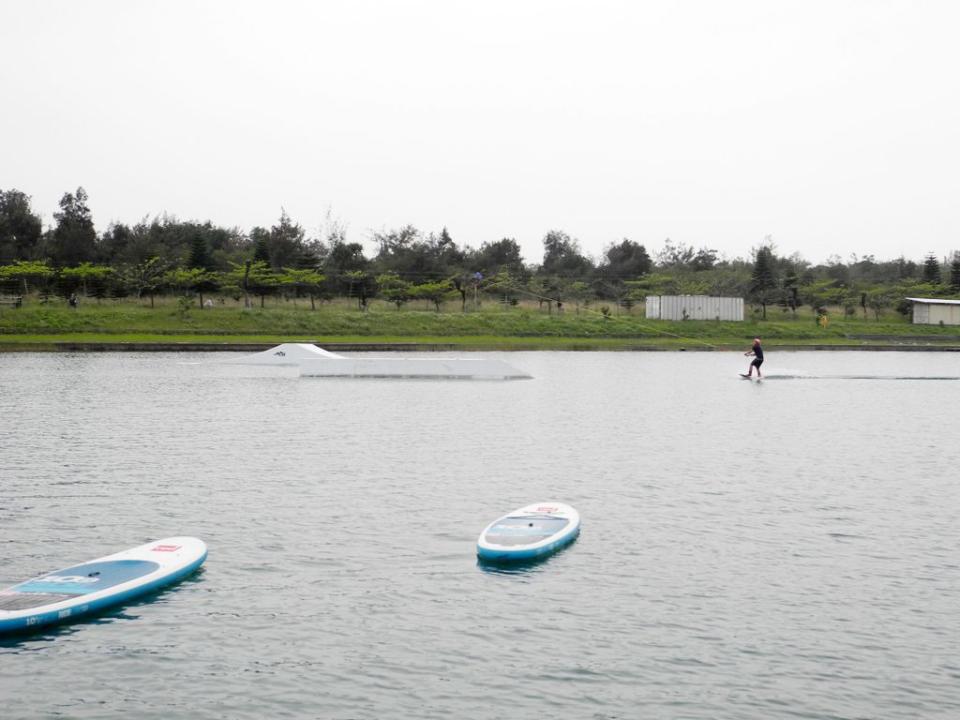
[
  {"xmin": 251, "ymin": 228, "xmax": 271, "ymax": 265},
  {"xmin": 949, "ymin": 253, "xmax": 960, "ymax": 292},
  {"xmin": 439, "ymin": 227, "xmax": 453, "ymax": 247},
  {"xmin": 268, "ymin": 210, "xmax": 306, "ymax": 269},
  {"xmin": 296, "ymin": 243, "xmax": 322, "ymax": 270},
  {"xmin": 187, "ymin": 230, "xmax": 213, "ymax": 270},
  {"xmin": 922, "ymin": 253, "xmax": 942, "ymax": 284},
  {"xmin": 750, "ymin": 246, "xmax": 778, "ymax": 319}
]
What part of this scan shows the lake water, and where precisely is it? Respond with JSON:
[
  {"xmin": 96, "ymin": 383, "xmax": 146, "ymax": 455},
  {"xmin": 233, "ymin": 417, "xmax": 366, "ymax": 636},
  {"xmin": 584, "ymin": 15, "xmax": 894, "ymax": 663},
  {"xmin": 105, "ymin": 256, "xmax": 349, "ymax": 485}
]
[{"xmin": 1, "ymin": 350, "xmax": 959, "ymax": 719}]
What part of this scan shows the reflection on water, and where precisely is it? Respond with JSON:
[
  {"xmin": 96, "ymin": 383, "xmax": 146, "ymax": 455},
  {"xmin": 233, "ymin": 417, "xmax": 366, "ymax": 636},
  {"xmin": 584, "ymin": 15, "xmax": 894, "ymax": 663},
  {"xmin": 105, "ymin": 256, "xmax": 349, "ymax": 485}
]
[
  {"xmin": 476, "ymin": 537, "xmax": 580, "ymax": 575},
  {"xmin": 477, "ymin": 558, "xmax": 556, "ymax": 576},
  {"xmin": 1, "ymin": 350, "xmax": 960, "ymax": 719}
]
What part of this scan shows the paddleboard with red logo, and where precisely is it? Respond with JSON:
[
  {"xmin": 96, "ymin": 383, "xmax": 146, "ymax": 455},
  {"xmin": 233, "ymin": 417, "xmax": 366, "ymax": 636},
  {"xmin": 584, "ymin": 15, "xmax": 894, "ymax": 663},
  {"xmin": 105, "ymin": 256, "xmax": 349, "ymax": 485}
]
[
  {"xmin": 0, "ymin": 537, "xmax": 207, "ymax": 635},
  {"xmin": 477, "ymin": 502, "xmax": 580, "ymax": 562}
]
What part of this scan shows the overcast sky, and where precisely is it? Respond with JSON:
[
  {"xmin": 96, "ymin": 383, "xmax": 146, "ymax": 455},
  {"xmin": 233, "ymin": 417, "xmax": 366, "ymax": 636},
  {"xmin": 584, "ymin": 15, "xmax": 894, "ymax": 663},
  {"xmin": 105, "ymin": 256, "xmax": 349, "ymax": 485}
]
[{"xmin": 2, "ymin": 0, "xmax": 958, "ymax": 265}]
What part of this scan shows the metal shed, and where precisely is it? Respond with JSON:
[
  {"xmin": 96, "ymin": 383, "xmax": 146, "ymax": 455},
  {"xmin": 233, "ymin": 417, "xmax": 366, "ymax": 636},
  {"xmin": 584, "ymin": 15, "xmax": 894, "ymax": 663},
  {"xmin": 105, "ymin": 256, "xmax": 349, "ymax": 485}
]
[
  {"xmin": 645, "ymin": 295, "xmax": 744, "ymax": 321},
  {"xmin": 906, "ymin": 297, "xmax": 960, "ymax": 325}
]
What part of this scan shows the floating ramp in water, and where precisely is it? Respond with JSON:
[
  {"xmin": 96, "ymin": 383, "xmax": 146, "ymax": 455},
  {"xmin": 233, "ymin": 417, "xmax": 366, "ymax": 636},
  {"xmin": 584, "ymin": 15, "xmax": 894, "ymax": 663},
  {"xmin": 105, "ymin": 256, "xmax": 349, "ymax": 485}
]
[
  {"xmin": 220, "ymin": 343, "xmax": 344, "ymax": 366},
  {"xmin": 225, "ymin": 343, "xmax": 531, "ymax": 379}
]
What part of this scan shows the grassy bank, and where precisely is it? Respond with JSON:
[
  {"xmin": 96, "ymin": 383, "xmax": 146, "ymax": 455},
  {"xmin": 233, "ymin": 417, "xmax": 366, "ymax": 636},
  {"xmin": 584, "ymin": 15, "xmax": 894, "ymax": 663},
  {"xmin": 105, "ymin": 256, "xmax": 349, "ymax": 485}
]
[{"xmin": 2, "ymin": 298, "xmax": 959, "ymax": 350}]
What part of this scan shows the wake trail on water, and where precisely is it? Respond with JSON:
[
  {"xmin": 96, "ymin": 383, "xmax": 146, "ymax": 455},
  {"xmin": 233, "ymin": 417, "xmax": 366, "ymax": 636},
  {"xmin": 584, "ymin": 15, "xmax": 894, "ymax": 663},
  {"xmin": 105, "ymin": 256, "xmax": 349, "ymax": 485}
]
[{"xmin": 759, "ymin": 373, "xmax": 959, "ymax": 381}]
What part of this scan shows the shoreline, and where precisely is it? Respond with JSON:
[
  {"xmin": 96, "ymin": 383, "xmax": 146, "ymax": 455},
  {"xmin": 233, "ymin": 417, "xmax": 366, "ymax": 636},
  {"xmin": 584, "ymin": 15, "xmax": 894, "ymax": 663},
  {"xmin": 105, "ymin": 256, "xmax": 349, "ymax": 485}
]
[
  {"xmin": 5, "ymin": 305, "xmax": 960, "ymax": 352},
  {"xmin": 2, "ymin": 339, "xmax": 959, "ymax": 352}
]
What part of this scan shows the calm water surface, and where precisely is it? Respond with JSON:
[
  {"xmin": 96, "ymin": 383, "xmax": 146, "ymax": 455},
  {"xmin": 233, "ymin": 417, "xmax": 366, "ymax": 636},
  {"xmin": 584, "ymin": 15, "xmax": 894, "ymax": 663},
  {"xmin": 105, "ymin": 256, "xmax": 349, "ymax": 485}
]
[{"xmin": 1, "ymin": 350, "xmax": 959, "ymax": 719}]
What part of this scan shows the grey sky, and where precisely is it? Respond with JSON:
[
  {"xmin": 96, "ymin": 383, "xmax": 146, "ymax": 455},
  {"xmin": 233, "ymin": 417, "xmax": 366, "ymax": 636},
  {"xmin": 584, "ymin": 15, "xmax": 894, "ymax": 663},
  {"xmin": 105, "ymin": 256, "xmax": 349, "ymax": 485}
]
[{"xmin": 2, "ymin": 0, "xmax": 958, "ymax": 265}]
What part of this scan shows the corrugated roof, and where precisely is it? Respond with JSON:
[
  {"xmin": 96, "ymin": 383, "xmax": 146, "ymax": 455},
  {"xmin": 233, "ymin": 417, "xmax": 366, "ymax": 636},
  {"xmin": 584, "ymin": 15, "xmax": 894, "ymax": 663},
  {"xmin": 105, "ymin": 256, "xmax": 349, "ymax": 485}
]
[{"xmin": 905, "ymin": 297, "xmax": 960, "ymax": 305}]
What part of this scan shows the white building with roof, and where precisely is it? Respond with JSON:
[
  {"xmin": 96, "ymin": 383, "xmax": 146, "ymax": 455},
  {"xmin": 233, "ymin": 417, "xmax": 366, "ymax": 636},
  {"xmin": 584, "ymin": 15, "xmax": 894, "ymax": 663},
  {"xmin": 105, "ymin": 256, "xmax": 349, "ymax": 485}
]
[
  {"xmin": 645, "ymin": 295, "xmax": 744, "ymax": 321},
  {"xmin": 906, "ymin": 297, "xmax": 960, "ymax": 325}
]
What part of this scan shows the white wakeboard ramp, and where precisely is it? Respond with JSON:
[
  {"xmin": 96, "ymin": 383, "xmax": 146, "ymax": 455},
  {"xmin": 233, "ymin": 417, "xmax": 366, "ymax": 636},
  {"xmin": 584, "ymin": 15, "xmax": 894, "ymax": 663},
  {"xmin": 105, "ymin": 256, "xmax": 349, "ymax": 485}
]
[
  {"xmin": 221, "ymin": 343, "xmax": 344, "ymax": 366},
  {"xmin": 226, "ymin": 343, "xmax": 531, "ymax": 379}
]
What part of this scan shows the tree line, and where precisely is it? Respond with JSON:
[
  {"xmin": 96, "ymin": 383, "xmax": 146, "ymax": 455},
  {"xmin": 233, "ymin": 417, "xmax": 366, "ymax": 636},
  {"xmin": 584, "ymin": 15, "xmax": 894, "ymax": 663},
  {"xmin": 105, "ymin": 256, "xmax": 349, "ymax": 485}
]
[{"xmin": 2, "ymin": 186, "xmax": 959, "ymax": 317}]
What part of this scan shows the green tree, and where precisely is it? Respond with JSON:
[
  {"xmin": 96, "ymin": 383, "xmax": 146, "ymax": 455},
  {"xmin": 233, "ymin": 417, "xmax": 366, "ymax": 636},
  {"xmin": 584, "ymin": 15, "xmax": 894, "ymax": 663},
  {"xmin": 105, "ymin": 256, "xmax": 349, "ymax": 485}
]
[
  {"xmin": 325, "ymin": 240, "xmax": 370, "ymax": 298},
  {"xmin": 342, "ymin": 269, "xmax": 374, "ymax": 310},
  {"xmin": 655, "ymin": 239, "xmax": 696, "ymax": 267},
  {"xmin": 49, "ymin": 187, "xmax": 97, "ymax": 266},
  {"xmin": 654, "ymin": 239, "xmax": 718, "ymax": 270},
  {"xmin": 106, "ymin": 218, "xmax": 241, "ymax": 271},
  {"xmin": 839, "ymin": 292, "xmax": 858, "ymax": 318},
  {"xmin": 0, "ymin": 189, "xmax": 43, "ymax": 262},
  {"xmin": 483, "ymin": 270, "xmax": 522, "ymax": 306},
  {"xmin": 541, "ymin": 230, "xmax": 593, "ymax": 278},
  {"xmin": 567, "ymin": 280, "xmax": 592, "ymax": 314},
  {"xmin": 801, "ymin": 279, "xmax": 844, "ymax": 317},
  {"xmin": 116, "ymin": 257, "xmax": 169, "ymax": 307},
  {"xmin": 251, "ymin": 228, "xmax": 271, "ymax": 265},
  {"xmin": 0, "ymin": 260, "xmax": 53, "ymax": 297},
  {"xmin": 372, "ymin": 225, "xmax": 464, "ymax": 281},
  {"xmin": 922, "ymin": 253, "xmax": 942, "ymax": 284},
  {"xmin": 409, "ymin": 280, "xmax": 454, "ymax": 312},
  {"xmin": 451, "ymin": 275, "xmax": 469, "ymax": 311},
  {"xmin": 98, "ymin": 222, "xmax": 135, "ymax": 264},
  {"xmin": 625, "ymin": 272, "xmax": 680, "ymax": 298},
  {"xmin": 241, "ymin": 261, "xmax": 279, "ymax": 308},
  {"xmin": 226, "ymin": 261, "xmax": 254, "ymax": 308},
  {"xmin": 470, "ymin": 238, "xmax": 527, "ymax": 279},
  {"xmin": 438, "ymin": 226, "xmax": 453, "ymax": 248},
  {"xmin": 602, "ymin": 239, "xmax": 651, "ymax": 279},
  {"xmin": 372, "ymin": 225, "xmax": 421, "ymax": 276},
  {"xmin": 894, "ymin": 281, "xmax": 942, "ymax": 316},
  {"xmin": 528, "ymin": 275, "xmax": 565, "ymax": 314},
  {"xmin": 949, "ymin": 252, "xmax": 960, "ymax": 292},
  {"xmin": 700, "ymin": 264, "xmax": 751, "ymax": 298},
  {"xmin": 165, "ymin": 267, "xmax": 219, "ymax": 309},
  {"xmin": 749, "ymin": 245, "xmax": 779, "ymax": 319},
  {"xmin": 60, "ymin": 263, "xmax": 113, "ymax": 298},
  {"xmin": 267, "ymin": 210, "xmax": 308, "ymax": 269},
  {"xmin": 690, "ymin": 247, "xmax": 719, "ymax": 272},
  {"xmin": 187, "ymin": 228, "xmax": 214, "ymax": 270},
  {"xmin": 281, "ymin": 268, "xmax": 326, "ymax": 309},
  {"xmin": 865, "ymin": 287, "xmax": 893, "ymax": 320},
  {"xmin": 376, "ymin": 272, "xmax": 412, "ymax": 310},
  {"xmin": 296, "ymin": 237, "xmax": 327, "ymax": 270}
]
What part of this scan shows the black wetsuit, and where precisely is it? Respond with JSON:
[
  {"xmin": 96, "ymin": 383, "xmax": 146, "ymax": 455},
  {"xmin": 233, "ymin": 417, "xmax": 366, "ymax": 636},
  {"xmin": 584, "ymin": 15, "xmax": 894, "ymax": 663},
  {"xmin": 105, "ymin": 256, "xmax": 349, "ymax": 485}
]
[{"xmin": 751, "ymin": 344, "xmax": 764, "ymax": 368}]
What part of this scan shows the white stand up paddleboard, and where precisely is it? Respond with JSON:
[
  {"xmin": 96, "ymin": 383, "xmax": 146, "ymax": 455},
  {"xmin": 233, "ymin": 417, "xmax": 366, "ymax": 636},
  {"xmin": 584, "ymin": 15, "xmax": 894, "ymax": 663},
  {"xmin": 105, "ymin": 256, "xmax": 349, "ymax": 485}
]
[
  {"xmin": 477, "ymin": 502, "xmax": 580, "ymax": 562},
  {"xmin": 0, "ymin": 537, "xmax": 207, "ymax": 635}
]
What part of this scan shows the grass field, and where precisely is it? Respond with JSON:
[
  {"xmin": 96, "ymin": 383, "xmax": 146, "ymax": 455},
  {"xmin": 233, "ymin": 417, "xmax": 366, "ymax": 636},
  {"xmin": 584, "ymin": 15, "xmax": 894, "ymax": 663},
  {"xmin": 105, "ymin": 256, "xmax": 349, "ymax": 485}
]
[{"xmin": 1, "ymin": 296, "xmax": 959, "ymax": 350}]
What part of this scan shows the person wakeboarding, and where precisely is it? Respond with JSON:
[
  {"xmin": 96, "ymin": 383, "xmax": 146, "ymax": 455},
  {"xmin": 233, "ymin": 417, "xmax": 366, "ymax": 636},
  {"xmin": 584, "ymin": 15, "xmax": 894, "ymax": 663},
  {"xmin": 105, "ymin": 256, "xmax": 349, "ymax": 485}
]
[{"xmin": 742, "ymin": 337, "xmax": 764, "ymax": 378}]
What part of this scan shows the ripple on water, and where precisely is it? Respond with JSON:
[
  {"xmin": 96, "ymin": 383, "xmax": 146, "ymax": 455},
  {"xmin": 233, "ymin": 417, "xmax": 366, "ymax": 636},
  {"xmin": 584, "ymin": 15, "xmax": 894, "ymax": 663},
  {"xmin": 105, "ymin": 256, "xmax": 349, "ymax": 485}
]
[{"xmin": 1, "ymin": 351, "xmax": 959, "ymax": 719}]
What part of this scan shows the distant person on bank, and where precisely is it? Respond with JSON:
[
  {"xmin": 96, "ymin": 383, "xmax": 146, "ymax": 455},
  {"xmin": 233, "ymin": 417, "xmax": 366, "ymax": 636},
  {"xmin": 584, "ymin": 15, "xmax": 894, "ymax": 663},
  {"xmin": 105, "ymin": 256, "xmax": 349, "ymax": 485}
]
[{"xmin": 742, "ymin": 337, "xmax": 763, "ymax": 378}]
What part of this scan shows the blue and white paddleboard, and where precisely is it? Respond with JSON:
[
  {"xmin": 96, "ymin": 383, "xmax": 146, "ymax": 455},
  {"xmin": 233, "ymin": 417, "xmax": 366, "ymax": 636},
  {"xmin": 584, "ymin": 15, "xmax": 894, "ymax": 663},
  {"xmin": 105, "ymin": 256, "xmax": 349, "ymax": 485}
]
[
  {"xmin": 477, "ymin": 502, "xmax": 581, "ymax": 562},
  {"xmin": 0, "ymin": 537, "xmax": 207, "ymax": 635}
]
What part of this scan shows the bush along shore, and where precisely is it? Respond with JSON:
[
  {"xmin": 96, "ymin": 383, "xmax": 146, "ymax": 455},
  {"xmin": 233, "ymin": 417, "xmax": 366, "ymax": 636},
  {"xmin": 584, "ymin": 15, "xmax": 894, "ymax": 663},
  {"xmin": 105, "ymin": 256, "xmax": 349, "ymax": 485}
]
[
  {"xmin": 4, "ymin": 186, "xmax": 960, "ymax": 348},
  {"xmin": 2, "ymin": 298, "xmax": 960, "ymax": 351},
  {"xmin": 4, "ymin": 190, "xmax": 960, "ymax": 351}
]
